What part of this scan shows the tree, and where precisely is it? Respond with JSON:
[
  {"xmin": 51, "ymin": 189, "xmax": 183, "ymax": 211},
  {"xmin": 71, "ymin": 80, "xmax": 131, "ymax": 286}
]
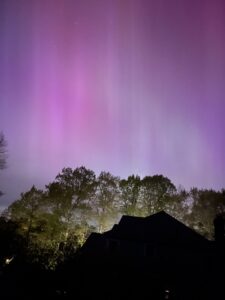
[
  {"xmin": 119, "ymin": 175, "xmax": 141, "ymax": 216},
  {"xmin": 0, "ymin": 216, "xmax": 25, "ymax": 264},
  {"xmin": 46, "ymin": 166, "xmax": 97, "ymax": 248},
  {"xmin": 53, "ymin": 166, "xmax": 96, "ymax": 208},
  {"xmin": 0, "ymin": 132, "xmax": 7, "ymax": 197},
  {"xmin": 165, "ymin": 188, "xmax": 190, "ymax": 223},
  {"xmin": 140, "ymin": 175, "xmax": 176, "ymax": 215},
  {"xmin": 187, "ymin": 188, "xmax": 225, "ymax": 239},
  {"xmin": 94, "ymin": 172, "xmax": 120, "ymax": 232},
  {"xmin": 7, "ymin": 186, "xmax": 46, "ymax": 245},
  {"xmin": 7, "ymin": 186, "xmax": 67, "ymax": 269},
  {"xmin": 0, "ymin": 132, "xmax": 7, "ymax": 170}
]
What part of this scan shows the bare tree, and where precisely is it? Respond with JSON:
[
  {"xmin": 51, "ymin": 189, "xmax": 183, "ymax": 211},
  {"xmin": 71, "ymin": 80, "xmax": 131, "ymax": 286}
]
[
  {"xmin": 0, "ymin": 132, "xmax": 7, "ymax": 170},
  {"xmin": 0, "ymin": 132, "xmax": 7, "ymax": 197}
]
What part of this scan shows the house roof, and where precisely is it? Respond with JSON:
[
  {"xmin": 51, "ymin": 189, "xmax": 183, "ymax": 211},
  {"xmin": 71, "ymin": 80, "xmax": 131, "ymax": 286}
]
[{"xmin": 102, "ymin": 211, "xmax": 209, "ymax": 244}]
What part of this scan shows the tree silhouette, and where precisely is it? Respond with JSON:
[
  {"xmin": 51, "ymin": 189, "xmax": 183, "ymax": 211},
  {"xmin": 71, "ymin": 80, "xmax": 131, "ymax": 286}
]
[
  {"xmin": 0, "ymin": 132, "xmax": 7, "ymax": 170},
  {"xmin": 0, "ymin": 132, "xmax": 7, "ymax": 197}
]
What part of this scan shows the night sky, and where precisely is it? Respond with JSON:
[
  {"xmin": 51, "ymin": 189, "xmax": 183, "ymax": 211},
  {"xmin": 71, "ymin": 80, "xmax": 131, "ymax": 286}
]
[{"xmin": 0, "ymin": 0, "xmax": 225, "ymax": 208}]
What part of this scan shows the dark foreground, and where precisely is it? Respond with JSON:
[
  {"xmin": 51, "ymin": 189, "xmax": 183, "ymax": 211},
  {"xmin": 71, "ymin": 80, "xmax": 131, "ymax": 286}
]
[{"xmin": 0, "ymin": 251, "xmax": 224, "ymax": 300}]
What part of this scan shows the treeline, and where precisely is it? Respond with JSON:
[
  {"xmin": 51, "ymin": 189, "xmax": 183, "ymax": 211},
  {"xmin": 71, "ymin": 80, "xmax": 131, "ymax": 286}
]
[{"xmin": 1, "ymin": 166, "xmax": 225, "ymax": 269}]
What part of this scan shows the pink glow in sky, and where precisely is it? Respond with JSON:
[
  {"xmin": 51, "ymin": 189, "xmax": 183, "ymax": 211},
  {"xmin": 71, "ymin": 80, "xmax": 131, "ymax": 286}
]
[{"xmin": 0, "ymin": 0, "xmax": 225, "ymax": 207}]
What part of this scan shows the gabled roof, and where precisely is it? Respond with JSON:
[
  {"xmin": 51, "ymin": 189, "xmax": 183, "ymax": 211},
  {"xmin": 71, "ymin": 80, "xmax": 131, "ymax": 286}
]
[{"xmin": 103, "ymin": 211, "xmax": 208, "ymax": 244}]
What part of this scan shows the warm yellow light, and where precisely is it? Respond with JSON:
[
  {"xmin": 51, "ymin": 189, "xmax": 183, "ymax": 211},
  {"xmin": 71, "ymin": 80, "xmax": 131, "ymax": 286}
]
[{"xmin": 5, "ymin": 257, "xmax": 14, "ymax": 264}]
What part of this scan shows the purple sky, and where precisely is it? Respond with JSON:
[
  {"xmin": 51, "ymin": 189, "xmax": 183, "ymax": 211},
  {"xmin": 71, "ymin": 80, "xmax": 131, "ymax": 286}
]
[{"xmin": 0, "ymin": 0, "xmax": 225, "ymax": 208}]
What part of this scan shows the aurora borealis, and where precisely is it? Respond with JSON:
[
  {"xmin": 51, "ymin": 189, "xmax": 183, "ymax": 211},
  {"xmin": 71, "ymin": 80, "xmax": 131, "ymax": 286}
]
[{"xmin": 0, "ymin": 0, "xmax": 225, "ymax": 207}]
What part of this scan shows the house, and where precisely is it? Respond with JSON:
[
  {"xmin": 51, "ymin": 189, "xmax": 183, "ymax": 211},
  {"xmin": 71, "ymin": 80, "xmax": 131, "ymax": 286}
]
[{"xmin": 67, "ymin": 211, "xmax": 225, "ymax": 299}]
